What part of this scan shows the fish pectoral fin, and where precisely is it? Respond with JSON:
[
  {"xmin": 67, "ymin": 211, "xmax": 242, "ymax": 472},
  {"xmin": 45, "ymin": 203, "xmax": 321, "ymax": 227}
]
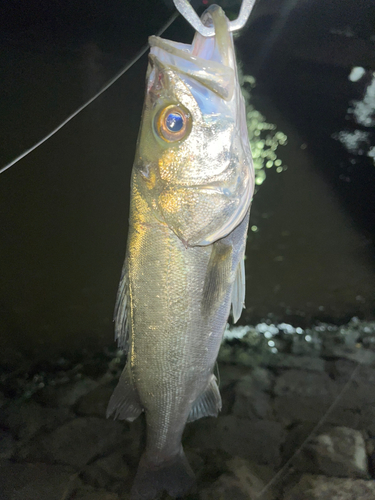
[
  {"xmin": 106, "ymin": 366, "xmax": 143, "ymax": 422},
  {"xmin": 114, "ymin": 257, "xmax": 130, "ymax": 352},
  {"xmin": 187, "ymin": 375, "xmax": 222, "ymax": 423},
  {"xmin": 201, "ymin": 241, "xmax": 232, "ymax": 318},
  {"xmin": 231, "ymin": 255, "xmax": 246, "ymax": 323}
]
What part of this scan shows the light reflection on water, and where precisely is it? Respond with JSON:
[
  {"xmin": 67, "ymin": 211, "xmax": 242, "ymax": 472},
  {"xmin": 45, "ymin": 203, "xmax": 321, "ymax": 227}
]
[{"xmin": 0, "ymin": 2, "xmax": 375, "ymax": 362}]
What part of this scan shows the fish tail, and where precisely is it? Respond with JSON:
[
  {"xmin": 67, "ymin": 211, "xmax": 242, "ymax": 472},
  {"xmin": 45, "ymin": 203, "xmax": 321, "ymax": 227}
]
[{"xmin": 131, "ymin": 447, "xmax": 196, "ymax": 500}]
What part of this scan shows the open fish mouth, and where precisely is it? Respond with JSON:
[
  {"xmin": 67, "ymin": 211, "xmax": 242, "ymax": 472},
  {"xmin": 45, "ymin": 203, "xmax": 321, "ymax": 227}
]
[{"xmin": 149, "ymin": 5, "xmax": 236, "ymax": 101}]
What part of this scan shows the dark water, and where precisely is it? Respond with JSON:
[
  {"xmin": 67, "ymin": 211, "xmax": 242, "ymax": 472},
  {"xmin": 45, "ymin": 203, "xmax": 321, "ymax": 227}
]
[{"xmin": 0, "ymin": 0, "xmax": 374, "ymax": 363}]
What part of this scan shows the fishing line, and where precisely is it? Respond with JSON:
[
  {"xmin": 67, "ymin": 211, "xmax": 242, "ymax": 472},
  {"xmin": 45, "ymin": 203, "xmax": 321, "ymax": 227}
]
[
  {"xmin": 254, "ymin": 361, "xmax": 361, "ymax": 498},
  {"xmin": 0, "ymin": 11, "xmax": 179, "ymax": 175}
]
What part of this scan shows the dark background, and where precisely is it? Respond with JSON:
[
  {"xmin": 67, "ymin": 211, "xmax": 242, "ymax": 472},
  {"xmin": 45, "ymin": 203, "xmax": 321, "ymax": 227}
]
[{"xmin": 0, "ymin": 0, "xmax": 374, "ymax": 365}]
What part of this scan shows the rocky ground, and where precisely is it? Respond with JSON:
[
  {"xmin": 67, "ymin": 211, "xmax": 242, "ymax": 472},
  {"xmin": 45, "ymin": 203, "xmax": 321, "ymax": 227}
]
[{"xmin": 1, "ymin": 318, "xmax": 375, "ymax": 500}]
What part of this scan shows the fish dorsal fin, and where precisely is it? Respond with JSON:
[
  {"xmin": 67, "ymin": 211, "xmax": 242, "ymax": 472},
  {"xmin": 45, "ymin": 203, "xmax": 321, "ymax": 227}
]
[
  {"xmin": 106, "ymin": 366, "xmax": 143, "ymax": 422},
  {"xmin": 114, "ymin": 257, "xmax": 130, "ymax": 352},
  {"xmin": 187, "ymin": 375, "xmax": 222, "ymax": 423},
  {"xmin": 231, "ymin": 255, "xmax": 246, "ymax": 323}
]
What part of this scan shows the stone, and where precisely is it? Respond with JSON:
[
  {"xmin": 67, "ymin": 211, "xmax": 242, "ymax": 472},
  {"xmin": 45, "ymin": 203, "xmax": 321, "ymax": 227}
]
[
  {"xmin": 0, "ymin": 461, "xmax": 78, "ymax": 500},
  {"xmin": 301, "ymin": 427, "xmax": 369, "ymax": 478},
  {"xmin": 274, "ymin": 396, "xmax": 359, "ymax": 428},
  {"xmin": 0, "ymin": 429, "xmax": 16, "ymax": 459},
  {"xmin": 199, "ymin": 474, "xmax": 250, "ymax": 500},
  {"xmin": 273, "ymin": 369, "xmax": 341, "ymax": 426},
  {"xmin": 232, "ymin": 375, "xmax": 272, "ymax": 419},
  {"xmin": 18, "ymin": 417, "xmax": 129, "ymax": 468},
  {"xmin": 0, "ymin": 391, "xmax": 6, "ymax": 408},
  {"xmin": 80, "ymin": 463, "xmax": 112, "ymax": 489},
  {"xmin": 217, "ymin": 344, "xmax": 234, "ymax": 363},
  {"xmin": 188, "ymin": 416, "xmax": 285, "ymax": 466},
  {"xmin": 77, "ymin": 385, "xmax": 114, "ymax": 417},
  {"xmin": 274, "ymin": 370, "xmax": 337, "ymax": 398},
  {"xmin": 267, "ymin": 354, "xmax": 325, "ymax": 371},
  {"xmin": 1, "ymin": 400, "xmax": 72, "ymax": 442},
  {"xmin": 326, "ymin": 363, "xmax": 375, "ymax": 434},
  {"xmin": 249, "ymin": 367, "xmax": 274, "ymax": 392},
  {"xmin": 217, "ymin": 364, "xmax": 253, "ymax": 390},
  {"xmin": 284, "ymin": 474, "xmax": 375, "ymax": 500},
  {"xmin": 95, "ymin": 451, "xmax": 130, "ymax": 481},
  {"xmin": 226, "ymin": 457, "xmax": 276, "ymax": 500},
  {"xmin": 74, "ymin": 486, "xmax": 120, "ymax": 500},
  {"xmin": 367, "ymin": 438, "xmax": 375, "ymax": 478},
  {"xmin": 38, "ymin": 378, "xmax": 99, "ymax": 408},
  {"xmin": 324, "ymin": 345, "xmax": 375, "ymax": 365},
  {"xmin": 81, "ymin": 451, "xmax": 130, "ymax": 488}
]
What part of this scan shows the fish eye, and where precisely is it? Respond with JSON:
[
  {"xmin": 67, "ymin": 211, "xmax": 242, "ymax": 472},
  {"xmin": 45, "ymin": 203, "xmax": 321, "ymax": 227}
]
[{"xmin": 156, "ymin": 104, "xmax": 191, "ymax": 142}]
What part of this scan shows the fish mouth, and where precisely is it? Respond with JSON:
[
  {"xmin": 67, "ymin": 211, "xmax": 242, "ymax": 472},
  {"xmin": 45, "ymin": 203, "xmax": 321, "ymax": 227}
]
[{"xmin": 149, "ymin": 5, "xmax": 235, "ymax": 101}]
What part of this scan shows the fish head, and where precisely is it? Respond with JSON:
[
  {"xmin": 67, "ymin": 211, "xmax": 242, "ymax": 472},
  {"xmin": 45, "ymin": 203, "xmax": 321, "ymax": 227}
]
[{"xmin": 133, "ymin": 5, "xmax": 254, "ymax": 246}]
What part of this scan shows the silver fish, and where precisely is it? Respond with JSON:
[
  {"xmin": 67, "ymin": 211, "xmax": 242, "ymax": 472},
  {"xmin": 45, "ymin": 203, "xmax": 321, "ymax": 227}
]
[{"xmin": 107, "ymin": 5, "xmax": 254, "ymax": 499}]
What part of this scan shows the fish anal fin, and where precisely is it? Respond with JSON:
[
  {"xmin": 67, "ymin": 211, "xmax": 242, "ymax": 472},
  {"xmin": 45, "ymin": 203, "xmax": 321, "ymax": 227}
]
[
  {"xmin": 106, "ymin": 366, "xmax": 143, "ymax": 422},
  {"xmin": 231, "ymin": 255, "xmax": 246, "ymax": 323},
  {"xmin": 187, "ymin": 375, "xmax": 222, "ymax": 423}
]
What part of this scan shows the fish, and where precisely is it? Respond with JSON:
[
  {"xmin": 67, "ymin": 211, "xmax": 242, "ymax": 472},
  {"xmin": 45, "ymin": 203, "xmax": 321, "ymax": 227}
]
[{"xmin": 107, "ymin": 4, "xmax": 255, "ymax": 499}]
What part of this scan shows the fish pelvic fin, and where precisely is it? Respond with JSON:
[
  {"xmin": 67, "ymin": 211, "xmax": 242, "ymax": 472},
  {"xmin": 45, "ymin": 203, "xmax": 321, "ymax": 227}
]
[
  {"xmin": 131, "ymin": 447, "xmax": 195, "ymax": 500},
  {"xmin": 231, "ymin": 254, "xmax": 246, "ymax": 323},
  {"xmin": 114, "ymin": 256, "xmax": 130, "ymax": 352},
  {"xmin": 106, "ymin": 366, "xmax": 143, "ymax": 421},
  {"xmin": 187, "ymin": 374, "xmax": 222, "ymax": 423}
]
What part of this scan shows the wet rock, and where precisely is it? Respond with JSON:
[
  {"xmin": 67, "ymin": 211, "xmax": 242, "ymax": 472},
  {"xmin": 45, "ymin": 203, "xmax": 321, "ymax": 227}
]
[
  {"xmin": 232, "ymin": 373, "xmax": 273, "ymax": 419},
  {"xmin": 328, "ymin": 363, "xmax": 375, "ymax": 434},
  {"xmin": 325, "ymin": 346, "xmax": 375, "ymax": 365},
  {"xmin": 0, "ymin": 391, "xmax": 6, "ymax": 408},
  {"xmin": 37, "ymin": 377, "xmax": 98, "ymax": 407},
  {"xmin": 218, "ymin": 364, "xmax": 253, "ymax": 389},
  {"xmin": 0, "ymin": 429, "xmax": 16, "ymax": 459},
  {"xmin": 274, "ymin": 369, "xmax": 337, "ymax": 398},
  {"xmin": 77, "ymin": 385, "xmax": 114, "ymax": 417},
  {"xmin": 18, "ymin": 417, "xmax": 129, "ymax": 468},
  {"xmin": 322, "ymin": 321, "xmax": 375, "ymax": 365},
  {"xmin": 301, "ymin": 427, "xmax": 369, "ymax": 478},
  {"xmin": 199, "ymin": 474, "xmax": 250, "ymax": 500},
  {"xmin": 226, "ymin": 457, "xmax": 276, "ymax": 499},
  {"xmin": 275, "ymin": 396, "xmax": 353, "ymax": 428},
  {"xmin": 81, "ymin": 451, "xmax": 130, "ymax": 488},
  {"xmin": 74, "ymin": 486, "xmax": 120, "ymax": 500},
  {"xmin": 199, "ymin": 458, "xmax": 276, "ymax": 500},
  {"xmin": 0, "ymin": 461, "xmax": 78, "ymax": 500},
  {"xmin": 217, "ymin": 344, "xmax": 234, "ymax": 364},
  {"xmin": 249, "ymin": 367, "xmax": 274, "ymax": 392},
  {"xmin": 284, "ymin": 474, "xmax": 375, "ymax": 500},
  {"xmin": 95, "ymin": 451, "xmax": 130, "ymax": 481},
  {"xmin": 188, "ymin": 416, "xmax": 285, "ymax": 466},
  {"xmin": 367, "ymin": 438, "xmax": 375, "ymax": 478},
  {"xmin": 1, "ymin": 400, "xmax": 72, "ymax": 442},
  {"xmin": 80, "ymin": 463, "xmax": 113, "ymax": 489},
  {"xmin": 273, "ymin": 369, "xmax": 340, "ymax": 426},
  {"xmin": 185, "ymin": 448, "xmax": 207, "ymax": 479},
  {"xmin": 267, "ymin": 354, "xmax": 325, "ymax": 371}
]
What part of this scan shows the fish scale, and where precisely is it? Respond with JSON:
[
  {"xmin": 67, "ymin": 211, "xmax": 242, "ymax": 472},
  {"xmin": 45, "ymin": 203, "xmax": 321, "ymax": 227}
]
[{"xmin": 107, "ymin": 5, "xmax": 254, "ymax": 499}]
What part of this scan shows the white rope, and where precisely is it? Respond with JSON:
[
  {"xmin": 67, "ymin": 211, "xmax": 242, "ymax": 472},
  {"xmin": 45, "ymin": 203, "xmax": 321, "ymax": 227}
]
[
  {"xmin": 0, "ymin": 12, "xmax": 178, "ymax": 175},
  {"xmin": 172, "ymin": 0, "xmax": 256, "ymax": 37}
]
